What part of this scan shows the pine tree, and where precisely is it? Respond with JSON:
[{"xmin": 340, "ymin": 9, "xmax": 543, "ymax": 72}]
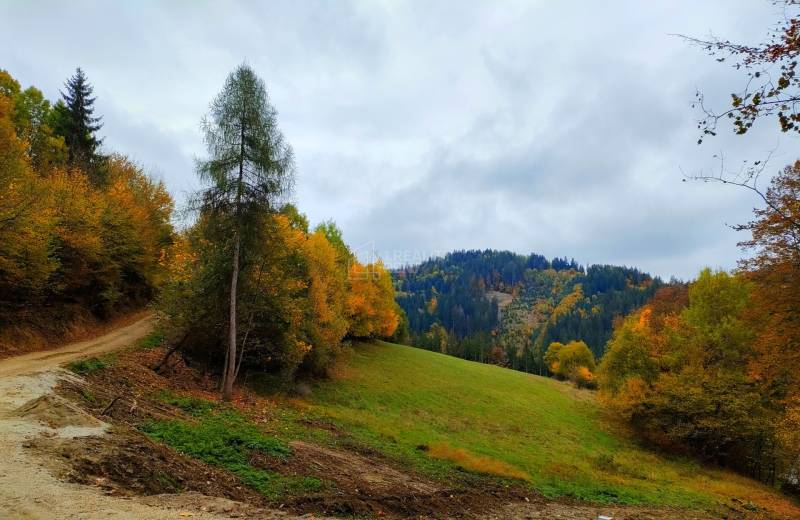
[
  {"xmin": 58, "ymin": 68, "xmax": 102, "ymax": 169},
  {"xmin": 196, "ymin": 64, "xmax": 295, "ymax": 401}
]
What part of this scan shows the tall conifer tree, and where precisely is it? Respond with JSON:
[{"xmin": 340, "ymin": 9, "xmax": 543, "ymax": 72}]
[
  {"xmin": 196, "ymin": 64, "xmax": 295, "ymax": 400},
  {"xmin": 58, "ymin": 68, "xmax": 102, "ymax": 169}
]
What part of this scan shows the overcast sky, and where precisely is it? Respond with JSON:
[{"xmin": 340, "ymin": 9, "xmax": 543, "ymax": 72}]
[{"xmin": 2, "ymin": 0, "xmax": 797, "ymax": 279}]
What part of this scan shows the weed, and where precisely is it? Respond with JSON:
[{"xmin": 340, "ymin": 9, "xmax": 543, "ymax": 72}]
[
  {"xmin": 67, "ymin": 356, "xmax": 110, "ymax": 375},
  {"xmin": 156, "ymin": 390, "xmax": 217, "ymax": 416},
  {"xmin": 593, "ymin": 453, "xmax": 621, "ymax": 473},
  {"xmin": 140, "ymin": 405, "xmax": 320, "ymax": 499},
  {"xmin": 155, "ymin": 470, "xmax": 182, "ymax": 492},
  {"xmin": 137, "ymin": 329, "xmax": 165, "ymax": 350},
  {"xmin": 80, "ymin": 388, "xmax": 96, "ymax": 403}
]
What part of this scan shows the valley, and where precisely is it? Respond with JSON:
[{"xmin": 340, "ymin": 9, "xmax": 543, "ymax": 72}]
[{"xmin": 2, "ymin": 2, "xmax": 800, "ymax": 517}]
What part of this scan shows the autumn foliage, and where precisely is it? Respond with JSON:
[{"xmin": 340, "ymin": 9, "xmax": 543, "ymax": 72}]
[
  {"xmin": 159, "ymin": 211, "xmax": 400, "ymax": 380},
  {"xmin": 153, "ymin": 66, "xmax": 401, "ymax": 387},
  {"xmin": 600, "ymin": 267, "xmax": 798, "ymax": 488},
  {"xmin": 544, "ymin": 340, "xmax": 596, "ymax": 388},
  {"xmin": 0, "ymin": 70, "xmax": 173, "ymax": 343},
  {"xmin": 346, "ymin": 261, "xmax": 400, "ymax": 339}
]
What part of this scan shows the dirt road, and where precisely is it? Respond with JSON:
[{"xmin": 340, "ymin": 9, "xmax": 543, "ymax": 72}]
[
  {"xmin": 0, "ymin": 316, "xmax": 318, "ymax": 520},
  {"xmin": 0, "ymin": 315, "xmax": 155, "ymax": 378}
]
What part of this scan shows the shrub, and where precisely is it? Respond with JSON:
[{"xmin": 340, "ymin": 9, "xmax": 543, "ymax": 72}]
[
  {"xmin": 572, "ymin": 365, "xmax": 597, "ymax": 389},
  {"xmin": 66, "ymin": 356, "xmax": 109, "ymax": 375},
  {"xmin": 545, "ymin": 340, "xmax": 596, "ymax": 387}
]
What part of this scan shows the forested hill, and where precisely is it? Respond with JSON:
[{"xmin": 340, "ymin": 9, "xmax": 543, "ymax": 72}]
[{"xmin": 393, "ymin": 250, "xmax": 660, "ymax": 374}]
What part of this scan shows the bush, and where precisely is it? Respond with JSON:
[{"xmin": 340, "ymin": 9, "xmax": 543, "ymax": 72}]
[
  {"xmin": 572, "ymin": 365, "xmax": 597, "ymax": 389},
  {"xmin": 545, "ymin": 340, "xmax": 596, "ymax": 387}
]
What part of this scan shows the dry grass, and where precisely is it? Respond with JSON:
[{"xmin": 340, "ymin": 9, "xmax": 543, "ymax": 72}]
[{"xmin": 427, "ymin": 442, "xmax": 531, "ymax": 482}]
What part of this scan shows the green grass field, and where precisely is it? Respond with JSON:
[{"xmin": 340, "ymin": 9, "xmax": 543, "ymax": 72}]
[{"xmin": 298, "ymin": 341, "xmax": 798, "ymax": 513}]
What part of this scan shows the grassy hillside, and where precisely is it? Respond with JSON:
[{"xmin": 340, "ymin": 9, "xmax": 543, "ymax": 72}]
[{"xmin": 302, "ymin": 341, "xmax": 798, "ymax": 513}]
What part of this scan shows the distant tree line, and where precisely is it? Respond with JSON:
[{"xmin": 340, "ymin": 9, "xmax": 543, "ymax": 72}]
[
  {"xmin": 540, "ymin": 264, "xmax": 659, "ymax": 358},
  {"xmin": 394, "ymin": 249, "xmax": 659, "ymax": 375}
]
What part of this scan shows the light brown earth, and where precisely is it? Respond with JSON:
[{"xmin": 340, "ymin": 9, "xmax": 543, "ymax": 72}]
[
  {"xmin": 0, "ymin": 316, "xmax": 766, "ymax": 519},
  {"xmin": 0, "ymin": 316, "xmax": 328, "ymax": 519},
  {"xmin": 0, "ymin": 315, "xmax": 155, "ymax": 378}
]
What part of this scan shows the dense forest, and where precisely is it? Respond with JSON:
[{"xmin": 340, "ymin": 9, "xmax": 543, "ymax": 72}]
[
  {"xmin": 0, "ymin": 68, "xmax": 173, "ymax": 349},
  {"xmin": 394, "ymin": 250, "xmax": 659, "ymax": 375}
]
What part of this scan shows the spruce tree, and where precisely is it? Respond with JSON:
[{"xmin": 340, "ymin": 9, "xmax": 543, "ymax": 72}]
[{"xmin": 58, "ymin": 68, "xmax": 102, "ymax": 169}]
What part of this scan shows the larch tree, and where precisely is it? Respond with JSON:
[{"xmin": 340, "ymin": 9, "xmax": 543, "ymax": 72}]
[
  {"xmin": 196, "ymin": 64, "xmax": 295, "ymax": 401},
  {"xmin": 57, "ymin": 68, "xmax": 102, "ymax": 171}
]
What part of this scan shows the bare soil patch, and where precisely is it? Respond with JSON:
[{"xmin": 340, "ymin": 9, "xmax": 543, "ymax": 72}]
[
  {"xmin": 29, "ymin": 427, "xmax": 269, "ymax": 505},
  {"xmin": 252, "ymin": 439, "xmax": 493, "ymax": 518},
  {"xmin": 16, "ymin": 393, "xmax": 104, "ymax": 429}
]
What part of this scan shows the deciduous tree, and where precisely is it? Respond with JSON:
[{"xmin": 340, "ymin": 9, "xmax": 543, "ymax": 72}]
[{"xmin": 686, "ymin": 1, "xmax": 800, "ymax": 140}]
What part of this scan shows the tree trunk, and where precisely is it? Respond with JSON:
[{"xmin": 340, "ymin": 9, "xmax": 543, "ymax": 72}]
[
  {"xmin": 154, "ymin": 332, "xmax": 188, "ymax": 374},
  {"xmin": 222, "ymin": 103, "xmax": 246, "ymax": 402},
  {"xmin": 223, "ymin": 231, "xmax": 240, "ymax": 401}
]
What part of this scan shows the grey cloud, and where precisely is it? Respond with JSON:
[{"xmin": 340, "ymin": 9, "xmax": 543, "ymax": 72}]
[{"xmin": 2, "ymin": 0, "xmax": 795, "ymax": 279}]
